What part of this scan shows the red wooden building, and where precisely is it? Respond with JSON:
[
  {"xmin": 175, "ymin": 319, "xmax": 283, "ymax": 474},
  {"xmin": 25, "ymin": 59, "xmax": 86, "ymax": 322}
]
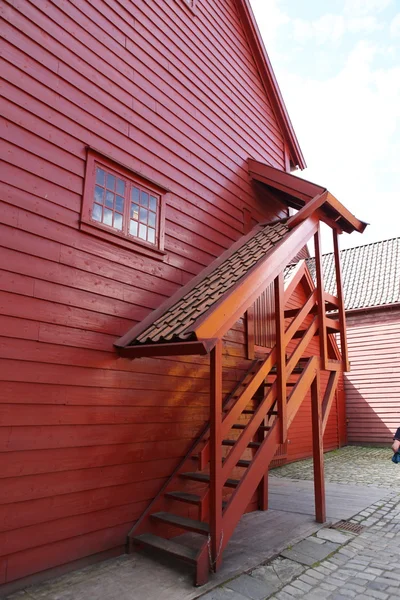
[
  {"xmin": 308, "ymin": 238, "xmax": 400, "ymax": 445},
  {"xmin": 0, "ymin": 0, "xmax": 366, "ymax": 591}
]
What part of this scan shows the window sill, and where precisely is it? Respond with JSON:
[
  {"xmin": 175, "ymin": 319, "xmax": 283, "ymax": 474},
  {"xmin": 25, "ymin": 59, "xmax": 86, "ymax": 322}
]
[{"xmin": 80, "ymin": 219, "xmax": 167, "ymax": 261}]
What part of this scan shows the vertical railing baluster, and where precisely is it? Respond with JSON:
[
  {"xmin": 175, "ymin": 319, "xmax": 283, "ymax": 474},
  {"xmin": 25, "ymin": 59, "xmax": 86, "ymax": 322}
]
[
  {"xmin": 274, "ymin": 273, "xmax": 286, "ymax": 443},
  {"xmin": 209, "ymin": 339, "xmax": 223, "ymax": 572},
  {"xmin": 314, "ymin": 226, "xmax": 328, "ymax": 369},
  {"xmin": 332, "ymin": 229, "xmax": 349, "ymax": 371}
]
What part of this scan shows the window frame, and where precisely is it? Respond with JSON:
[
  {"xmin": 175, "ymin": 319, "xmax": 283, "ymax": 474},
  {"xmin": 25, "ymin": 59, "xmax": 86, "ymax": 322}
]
[{"xmin": 81, "ymin": 149, "xmax": 167, "ymax": 260}]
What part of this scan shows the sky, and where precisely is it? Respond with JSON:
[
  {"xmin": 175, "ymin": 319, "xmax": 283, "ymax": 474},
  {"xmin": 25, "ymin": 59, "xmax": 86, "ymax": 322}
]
[{"xmin": 249, "ymin": 0, "xmax": 400, "ymax": 254}]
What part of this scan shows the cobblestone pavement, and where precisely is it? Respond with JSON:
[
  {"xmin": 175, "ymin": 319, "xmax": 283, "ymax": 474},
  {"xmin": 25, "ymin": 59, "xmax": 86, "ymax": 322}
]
[
  {"xmin": 270, "ymin": 446, "xmax": 400, "ymax": 489},
  {"xmin": 201, "ymin": 491, "xmax": 400, "ymax": 600}
]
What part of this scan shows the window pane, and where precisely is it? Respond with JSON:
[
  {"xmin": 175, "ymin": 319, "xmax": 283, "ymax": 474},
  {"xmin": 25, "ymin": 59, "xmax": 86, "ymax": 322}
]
[
  {"xmin": 139, "ymin": 207, "xmax": 148, "ymax": 223},
  {"xmin": 105, "ymin": 191, "xmax": 114, "ymax": 208},
  {"xmin": 92, "ymin": 203, "xmax": 102, "ymax": 222},
  {"xmin": 130, "ymin": 220, "xmax": 138, "ymax": 236},
  {"xmin": 116, "ymin": 195, "xmax": 124, "ymax": 212},
  {"xmin": 148, "ymin": 211, "xmax": 156, "ymax": 228},
  {"xmin": 94, "ymin": 185, "xmax": 104, "ymax": 204},
  {"xmin": 147, "ymin": 228, "xmax": 155, "ymax": 244},
  {"xmin": 103, "ymin": 208, "xmax": 113, "ymax": 226},
  {"xmin": 116, "ymin": 178, "xmax": 125, "ymax": 196},
  {"xmin": 106, "ymin": 173, "xmax": 116, "ymax": 190},
  {"xmin": 131, "ymin": 203, "xmax": 139, "ymax": 220},
  {"xmin": 150, "ymin": 195, "xmax": 157, "ymax": 211},
  {"xmin": 141, "ymin": 191, "xmax": 149, "ymax": 207},
  {"xmin": 114, "ymin": 213, "xmax": 123, "ymax": 231},
  {"xmin": 131, "ymin": 187, "xmax": 140, "ymax": 203},
  {"xmin": 139, "ymin": 223, "xmax": 147, "ymax": 240},
  {"xmin": 96, "ymin": 168, "xmax": 105, "ymax": 186}
]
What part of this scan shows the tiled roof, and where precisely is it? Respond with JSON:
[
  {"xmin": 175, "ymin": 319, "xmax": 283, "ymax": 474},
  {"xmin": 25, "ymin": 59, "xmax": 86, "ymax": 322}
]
[
  {"xmin": 133, "ymin": 221, "xmax": 289, "ymax": 345},
  {"xmin": 307, "ymin": 237, "xmax": 400, "ymax": 311}
]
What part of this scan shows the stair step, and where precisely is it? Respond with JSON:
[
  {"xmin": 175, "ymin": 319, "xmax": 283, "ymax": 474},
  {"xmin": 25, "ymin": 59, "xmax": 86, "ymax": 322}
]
[
  {"xmin": 181, "ymin": 472, "xmax": 240, "ymax": 488},
  {"xmin": 231, "ymin": 424, "xmax": 270, "ymax": 431},
  {"xmin": 133, "ymin": 533, "xmax": 198, "ymax": 565},
  {"xmin": 151, "ymin": 511, "xmax": 209, "ymax": 535},
  {"xmin": 165, "ymin": 491, "xmax": 202, "ymax": 505},
  {"xmin": 222, "ymin": 439, "xmax": 261, "ymax": 449}
]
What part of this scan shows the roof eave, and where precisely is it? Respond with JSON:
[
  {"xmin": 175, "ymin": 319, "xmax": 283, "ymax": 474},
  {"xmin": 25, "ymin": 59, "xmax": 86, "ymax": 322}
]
[
  {"xmin": 248, "ymin": 159, "xmax": 368, "ymax": 234},
  {"xmin": 235, "ymin": 0, "xmax": 306, "ymax": 170}
]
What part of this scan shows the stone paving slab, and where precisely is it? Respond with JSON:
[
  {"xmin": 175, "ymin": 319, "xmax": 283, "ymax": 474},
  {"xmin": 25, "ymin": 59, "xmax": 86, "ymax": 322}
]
[{"xmin": 281, "ymin": 539, "xmax": 339, "ymax": 566}]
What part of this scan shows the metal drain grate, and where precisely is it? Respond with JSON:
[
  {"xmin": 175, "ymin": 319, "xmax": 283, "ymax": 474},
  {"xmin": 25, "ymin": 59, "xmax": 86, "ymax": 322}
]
[{"xmin": 331, "ymin": 520, "xmax": 365, "ymax": 534}]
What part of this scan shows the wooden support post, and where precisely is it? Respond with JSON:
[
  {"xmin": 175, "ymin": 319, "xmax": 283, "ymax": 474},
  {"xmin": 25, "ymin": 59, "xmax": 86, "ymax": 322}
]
[
  {"xmin": 209, "ymin": 339, "xmax": 223, "ymax": 572},
  {"xmin": 256, "ymin": 382, "xmax": 268, "ymax": 511},
  {"xmin": 314, "ymin": 227, "xmax": 328, "ymax": 370},
  {"xmin": 311, "ymin": 370, "xmax": 326, "ymax": 523},
  {"xmin": 333, "ymin": 230, "xmax": 350, "ymax": 372},
  {"xmin": 274, "ymin": 273, "xmax": 287, "ymax": 444}
]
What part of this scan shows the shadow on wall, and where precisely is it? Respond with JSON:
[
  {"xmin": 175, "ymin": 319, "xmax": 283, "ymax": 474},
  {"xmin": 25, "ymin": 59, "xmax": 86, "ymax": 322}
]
[{"xmin": 344, "ymin": 378, "xmax": 398, "ymax": 446}]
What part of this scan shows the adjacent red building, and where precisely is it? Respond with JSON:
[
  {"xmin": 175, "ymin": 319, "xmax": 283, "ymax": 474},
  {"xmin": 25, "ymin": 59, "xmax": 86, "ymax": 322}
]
[
  {"xmin": 0, "ymin": 0, "xmax": 365, "ymax": 590},
  {"xmin": 309, "ymin": 238, "xmax": 400, "ymax": 445}
]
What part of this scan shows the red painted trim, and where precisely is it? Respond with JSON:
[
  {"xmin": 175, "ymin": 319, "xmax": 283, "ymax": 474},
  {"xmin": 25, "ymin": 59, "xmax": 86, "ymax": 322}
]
[{"xmin": 235, "ymin": 0, "xmax": 306, "ymax": 169}]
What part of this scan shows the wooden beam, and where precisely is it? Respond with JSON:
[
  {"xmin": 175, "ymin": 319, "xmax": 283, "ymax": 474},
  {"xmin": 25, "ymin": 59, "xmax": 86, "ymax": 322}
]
[
  {"xmin": 311, "ymin": 369, "xmax": 326, "ymax": 523},
  {"xmin": 287, "ymin": 191, "xmax": 329, "ymax": 230},
  {"xmin": 274, "ymin": 273, "xmax": 287, "ymax": 443},
  {"xmin": 209, "ymin": 340, "xmax": 223, "ymax": 572},
  {"xmin": 314, "ymin": 227, "xmax": 328, "ymax": 370},
  {"xmin": 116, "ymin": 340, "xmax": 214, "ymax": 358},
  {"xmin": 322, "ymin": 370, "xmax": 340, "ymax": 434},
  {"xmin": 333, "ymin": 230, "xmax": 350, "ymax": 372},
  {"xmin": 324, "ymin": 291, "xmax": 339, "ymax": 307}
]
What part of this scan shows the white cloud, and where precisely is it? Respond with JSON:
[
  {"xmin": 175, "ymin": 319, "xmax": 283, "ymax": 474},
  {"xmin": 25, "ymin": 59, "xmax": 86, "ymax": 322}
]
[
  {"xmin": 292, "ymin": 14, "xmax": 381, "ymax": 45},
  {"xmin": 390, "ymin": 13, "xmax": 400, "ymax": 36},
  {"xmin": 283, "ymin": 41, "xmax": 400, "ymax": 249},
  {"xmin": 343, "ymin": 0, "xmax": 394, "ymax": 16}
]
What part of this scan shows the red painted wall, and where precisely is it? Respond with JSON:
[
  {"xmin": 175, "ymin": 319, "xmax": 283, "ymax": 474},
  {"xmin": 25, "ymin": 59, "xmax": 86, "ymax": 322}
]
[
  {"xmin": 345, "ymin": 307, "xmax": 400, "ymax": 445},
  {"xmin": 0, "ymin": 0, "xmax": 291, "ymax": 586}
]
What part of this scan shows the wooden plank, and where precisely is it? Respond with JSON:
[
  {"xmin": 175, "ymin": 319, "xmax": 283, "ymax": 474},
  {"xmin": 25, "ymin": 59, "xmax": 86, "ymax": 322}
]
[
  {"xmin": 246, "ymin": 306, "xmax": 255, "ymax": 360},
  {"xmin": 333, "ymin": 230, "xmax": 350, "ymax": 371},
  {"xmin": 274, "ymin": 273, "xmax": 286, "ymax": 443},
  {"xmin": 313, "ymin": 228, "xmax": 328, "ymax": 370},
  {"xmin": 116, "ymin": 341, "xmax": 213, "ymax": 358},
  {"xmin": 311, "ymin": 370, "xmax": 326, "ymax": 523},
  {"xmin": 287, "ymin": 191, "xmax": 328, "ymax": 230},
  {"xmin": 209, "ymin": 340, "xmax": 223, "ymax": 571}
]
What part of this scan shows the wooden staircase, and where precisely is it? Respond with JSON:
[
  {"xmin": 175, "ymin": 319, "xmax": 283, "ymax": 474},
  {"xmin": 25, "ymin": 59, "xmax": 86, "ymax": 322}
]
[{"xmin": 128, "ymin": 264, "xmax": 343, "ymax": 585}]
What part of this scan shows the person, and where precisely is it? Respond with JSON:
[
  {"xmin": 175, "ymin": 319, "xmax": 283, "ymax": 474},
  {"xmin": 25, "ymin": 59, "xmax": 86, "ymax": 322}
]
[{"xmin": 392, "ymin": 428, "xmax": 400, "ymax": 452}]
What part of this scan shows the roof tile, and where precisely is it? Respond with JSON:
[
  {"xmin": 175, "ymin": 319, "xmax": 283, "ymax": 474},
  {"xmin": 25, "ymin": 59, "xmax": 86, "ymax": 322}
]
[
  {"xmin": 134, "ymin": 221, "xmax": 289, "ymax": 345},
  {"xmin": 307, "ymin": 237, "xmax": 400, "ymax": 310}
]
